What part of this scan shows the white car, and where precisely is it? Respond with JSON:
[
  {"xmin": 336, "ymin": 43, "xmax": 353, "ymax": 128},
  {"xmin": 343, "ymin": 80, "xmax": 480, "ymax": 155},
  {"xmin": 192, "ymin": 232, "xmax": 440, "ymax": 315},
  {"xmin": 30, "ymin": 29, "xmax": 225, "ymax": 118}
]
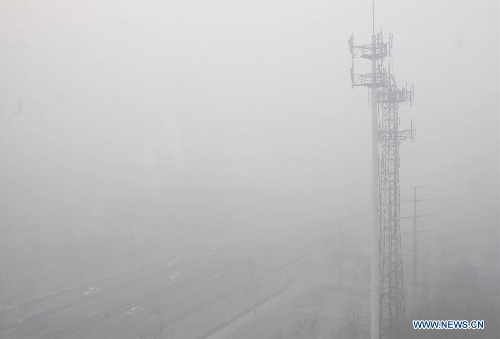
[
  {"xmin": 83, "ymin": 287, "xmax": 100, "ymax": 296},
  {"xmin": 169, "ymin": 272, "xmax": 182, "ymax": 283},
  {"xmin": 166, "ymin": 259, "xmax": 178, "ymax": 267},
  {"xmin": 126, "ymin": 307, "xmax": 145, "ymax": 316},
  {"xmin": 213, "ymin": 273, "xmax": 221, "ymax": 279}
]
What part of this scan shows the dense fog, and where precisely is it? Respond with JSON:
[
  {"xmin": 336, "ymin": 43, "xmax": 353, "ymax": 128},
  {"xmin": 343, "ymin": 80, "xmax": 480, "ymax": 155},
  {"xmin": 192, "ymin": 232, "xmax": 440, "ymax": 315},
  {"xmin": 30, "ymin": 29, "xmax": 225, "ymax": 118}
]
[{"xmin": 0, "ymin": 1, "xmax": 498, "ymax": 339}]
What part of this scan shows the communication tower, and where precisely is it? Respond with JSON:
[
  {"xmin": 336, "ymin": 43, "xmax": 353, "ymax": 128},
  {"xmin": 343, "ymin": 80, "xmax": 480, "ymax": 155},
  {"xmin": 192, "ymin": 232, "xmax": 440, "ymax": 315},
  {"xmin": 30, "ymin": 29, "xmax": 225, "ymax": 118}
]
[{"xmin": 348, "ymin": 5, "xmax": 415, "ymax": 338}]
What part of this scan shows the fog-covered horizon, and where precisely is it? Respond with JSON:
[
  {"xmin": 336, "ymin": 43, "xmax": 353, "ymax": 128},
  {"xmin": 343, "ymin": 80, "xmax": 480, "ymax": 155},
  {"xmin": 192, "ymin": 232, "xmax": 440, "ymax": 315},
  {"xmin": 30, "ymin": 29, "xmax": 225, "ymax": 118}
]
[
  {"xmin": 0, "ymin": 0, "xmax": 498, "ymax": 259},
  {"xmin": 0, "ymin": 2, "xmax": 498, "ymax": 339}
]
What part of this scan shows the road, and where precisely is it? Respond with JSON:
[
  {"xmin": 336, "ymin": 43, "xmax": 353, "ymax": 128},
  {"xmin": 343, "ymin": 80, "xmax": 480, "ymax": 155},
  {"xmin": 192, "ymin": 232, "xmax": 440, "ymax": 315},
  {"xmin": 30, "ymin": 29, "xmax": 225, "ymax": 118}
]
[
  {"xmin": 72, "ymin": 230, "xmax": 319, "ymax": 339},
  {"xmin": 2, "ymin": 226, "xmax": 330, "ymax": 339},
  {"xmin": 0, "ymin": 245, "xmax": 230, "ymax": 339}
]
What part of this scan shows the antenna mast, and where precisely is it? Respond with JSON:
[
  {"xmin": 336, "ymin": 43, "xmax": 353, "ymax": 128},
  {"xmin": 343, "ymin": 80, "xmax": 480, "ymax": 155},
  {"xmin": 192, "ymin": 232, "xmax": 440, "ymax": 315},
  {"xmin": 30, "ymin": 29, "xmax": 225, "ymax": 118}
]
[
  {"xmin": 349, "ymin": 3, "xmax": 415, "ymax": 337},
  {"xmin": 372, "ymin": 0, "xmax": 375, "ymax": 37}
]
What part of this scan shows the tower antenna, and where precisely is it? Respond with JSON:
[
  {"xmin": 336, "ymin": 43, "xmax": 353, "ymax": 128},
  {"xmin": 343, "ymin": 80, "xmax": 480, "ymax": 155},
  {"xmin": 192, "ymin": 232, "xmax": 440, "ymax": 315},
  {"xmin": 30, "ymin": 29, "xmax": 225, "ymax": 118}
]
[
  {"xmin": 349, "ymin": 4, "xmax": 415, "ymax": 337},
  {"xmin": 372, "ymin": 0, "xmax": 375, "ymax": 36}
]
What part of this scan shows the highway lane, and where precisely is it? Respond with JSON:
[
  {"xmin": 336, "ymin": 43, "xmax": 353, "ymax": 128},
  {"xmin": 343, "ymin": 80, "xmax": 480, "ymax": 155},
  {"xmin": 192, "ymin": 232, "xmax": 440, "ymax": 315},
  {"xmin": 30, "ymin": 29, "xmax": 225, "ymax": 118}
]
[
  {"xmin": 13, "ymin": 232, "xmax": 280, "ymax": 339},
  {"xmin": 1, "ymin": 245, "xmax": 238, "ymax": 339},
  {"xmin": 0, "ymin": 246, "xmax": 211, "ymax": 331},
  {"xmin": 68, "ymin": 241, "xmax": 273, "ymax": 339},
  {"xmin": 2, "ymin": 224, "xmax": 330, "ymax": 339},
  {"xmin": 160, "ymin": 244, "xmax": 326, "ymax": 339},
  {"xmin": 73, "ymin": 228, "xmax": 328, "ymax": 339},
  {"xmin": 73, "ymin": 264, "xmax": 248, "ymax": 339},
  {"xmin": 1, "ymin": 224, "xmax": 279, "ymax": 334}
]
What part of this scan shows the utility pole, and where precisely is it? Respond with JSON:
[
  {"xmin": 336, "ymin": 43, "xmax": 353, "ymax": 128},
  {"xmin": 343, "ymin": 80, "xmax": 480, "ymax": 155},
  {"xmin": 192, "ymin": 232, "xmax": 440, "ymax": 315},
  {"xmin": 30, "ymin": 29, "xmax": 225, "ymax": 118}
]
[
  {"xmin": 199, "ymin": 296, "xmax": 204, "ymax": 336},
  {"xmin": 369, "ymin": 8, "xmax": 380, "ymax": 338},
  {"xmin": 349, "ymin": 2, "xmax": 383, "ymax": 335},
  {"xmin": 469, "ymin": 164, "xmax": 473, "ymax": 227},
  {"xmin": 338, "ymin": 222, "xmax": 343, "ymax": 287},
  {"xmin": 402, "ymin": 186, "xmax": 430, "ymax": 299}
]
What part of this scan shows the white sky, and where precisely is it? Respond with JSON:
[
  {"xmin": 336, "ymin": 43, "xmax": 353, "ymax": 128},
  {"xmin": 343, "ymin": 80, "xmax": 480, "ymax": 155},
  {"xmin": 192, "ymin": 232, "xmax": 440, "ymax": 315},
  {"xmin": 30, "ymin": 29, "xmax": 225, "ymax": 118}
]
[{"xmin": 0, "ymin": 0, "xmax": 498, "ymax": 252}]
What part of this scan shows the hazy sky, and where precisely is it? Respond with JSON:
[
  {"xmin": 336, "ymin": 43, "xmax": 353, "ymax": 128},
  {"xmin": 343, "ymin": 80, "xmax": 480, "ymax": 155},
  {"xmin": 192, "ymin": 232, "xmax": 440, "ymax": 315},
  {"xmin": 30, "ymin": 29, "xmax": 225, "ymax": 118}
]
[{"xmin": 0, "ymin": 1, "xmax": 498, "ymax": 251}]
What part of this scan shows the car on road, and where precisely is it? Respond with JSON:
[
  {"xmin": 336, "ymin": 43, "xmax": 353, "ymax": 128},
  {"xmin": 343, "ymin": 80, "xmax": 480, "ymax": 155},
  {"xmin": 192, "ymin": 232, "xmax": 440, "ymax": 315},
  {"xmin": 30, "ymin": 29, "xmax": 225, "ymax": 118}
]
[
  {"xmin": 169, "ymin": 272, "xmax": 182, "ymax": 283},
  {"xmin": 83, "ymin": 287, "xmax": 100, "ymax": 296},
  {"xmin": 165, "ymin": 259, "xmax": 178, "ymax": 267},
  {"xmin": 213, "ymin": 273, "xmax": 221, "ymax": 279},
  {"xmin": 126, "ymin": 307, "xmax": 145, "ymax": 316}
]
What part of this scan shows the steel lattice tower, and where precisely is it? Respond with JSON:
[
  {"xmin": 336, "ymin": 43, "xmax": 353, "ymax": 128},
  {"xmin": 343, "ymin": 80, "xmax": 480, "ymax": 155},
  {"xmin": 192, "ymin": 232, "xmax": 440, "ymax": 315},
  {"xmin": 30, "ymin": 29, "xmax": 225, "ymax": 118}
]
[
  {"xmin": 349, "ymin": 23, "xmax": 414, "ymax": 339},
  {"xmin": 377, "ymin": 66, "xmax": 413, "ymax": 338}
]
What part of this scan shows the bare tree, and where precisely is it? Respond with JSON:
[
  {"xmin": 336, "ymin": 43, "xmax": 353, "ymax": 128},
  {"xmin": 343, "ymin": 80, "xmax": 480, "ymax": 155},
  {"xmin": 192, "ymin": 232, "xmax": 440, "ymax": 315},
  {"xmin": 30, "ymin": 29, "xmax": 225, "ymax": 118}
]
[
  {"xmin": 152, "ymin": 306, "xmax": 165, "ymax": 339},
  {"xmin": 342, "ymin": 292, "xmax": 360, "ymax": 339},
  {"xmin": 293, "ymin": 310, "xmax": 322, "ymax": 339},
  {"xmin": 274, "ymin": 324, "xmax": 283, "ymax": 339}
]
